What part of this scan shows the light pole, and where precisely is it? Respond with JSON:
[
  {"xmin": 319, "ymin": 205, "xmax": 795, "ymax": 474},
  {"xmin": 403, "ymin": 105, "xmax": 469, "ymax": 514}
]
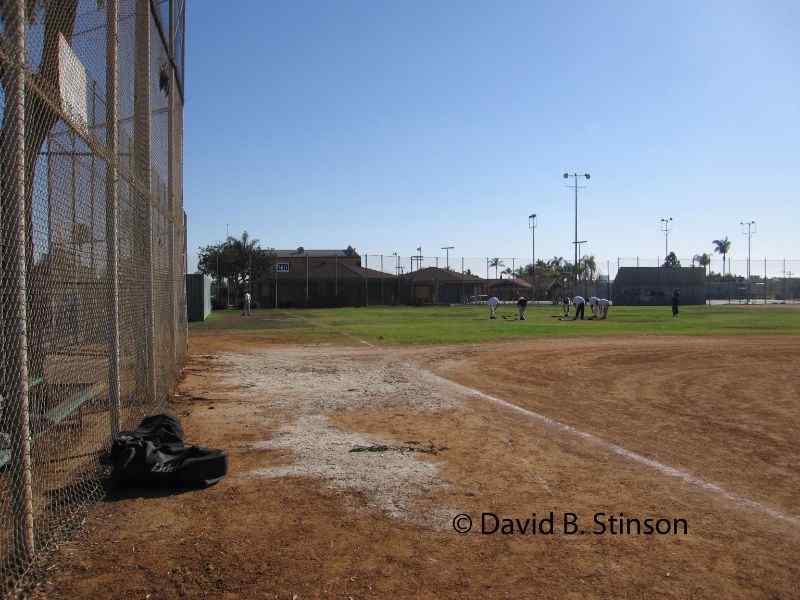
[
  {"xmin": 576, "ymin": 240, "xmax": 588, "ymax": 296},
  {"xmin": 225, "ymin": 224, "xmax": 230, "ymax": 307},
  {"xmin": 741, "ymin": 220, "xmax": 756, "ymax": 303},
  {"xmin": 412, "ymin": 246, "xmax": 422, "ymax": 271},
  {"xmin": 660, "ymin": 217, "xmax": 673, "ymax": 261},
  {"xmin": 528, "ymin": 214, "xmax": 537, "ymax": 297},
  {"xmin": 392, "ymin": 251, "xmax": 399, "ymax": 276},
  {"xmin": 441, "ymin": 246, "xmax": 454, "ymax": 270},
  {"xmin": 564, "ymin": 172, "xmax": 590, "ymax": 292}
]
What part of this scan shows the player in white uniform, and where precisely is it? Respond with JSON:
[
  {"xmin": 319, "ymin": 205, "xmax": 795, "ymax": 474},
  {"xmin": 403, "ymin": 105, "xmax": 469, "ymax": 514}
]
[
  {"xmin": 488, "ymin": 296, "xmax": 499, "ymax": 319},
  {"xmin": 573, "ymin": 295, "xmax": 586, "ymax": 320},
  {"xmin": 588, "ymin": 296, "xmax": 600, "ymax": 318},
  {"xmin": 242, "ymin": 291, "xmax": 252, "ymax": 316},
  {"xmin": 597, "ymin": 298, "xmax": 610, "ymax": 319}
]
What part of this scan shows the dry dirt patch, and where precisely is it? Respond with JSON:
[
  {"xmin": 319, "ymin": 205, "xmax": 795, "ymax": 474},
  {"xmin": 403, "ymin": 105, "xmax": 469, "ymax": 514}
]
[{"xmin": 31, "ymin": 335, "xmax": 800, "ymax": 600}]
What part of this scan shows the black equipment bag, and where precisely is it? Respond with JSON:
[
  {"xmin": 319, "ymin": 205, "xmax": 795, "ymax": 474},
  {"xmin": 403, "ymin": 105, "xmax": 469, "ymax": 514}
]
[{"xmin": 110, "ymin": 414, "xmax": 227, "ymax": 488}]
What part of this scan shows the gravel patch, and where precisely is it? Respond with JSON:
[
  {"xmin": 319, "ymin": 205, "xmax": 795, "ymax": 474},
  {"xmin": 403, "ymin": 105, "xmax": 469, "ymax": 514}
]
[
  {"xmin": 249, "ymin": 415, "xmax": 455, "ymax": 528},
  {"xmin": 216, "ymin": 348, "xmax": 459, "ymax": 413},
  {"xmin": 219, "ymin": 347, "xmax": 461, "ymax": 527}
]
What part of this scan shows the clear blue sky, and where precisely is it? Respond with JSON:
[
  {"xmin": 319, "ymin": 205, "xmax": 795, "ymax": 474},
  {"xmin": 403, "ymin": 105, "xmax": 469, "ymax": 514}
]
[{"xmin": 184, "ymin": 0, "xmax": 799, "ymax": 271}]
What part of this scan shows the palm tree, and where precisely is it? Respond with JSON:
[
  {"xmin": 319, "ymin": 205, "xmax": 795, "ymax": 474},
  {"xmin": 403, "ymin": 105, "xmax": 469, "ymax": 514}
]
[
  {"xmin": 693, "ymin": 253, "xmax": 711, "ymax": 275},
  {"xmin": 580, "ymin": 255, "xmax": 597, "ymax": 281},
  {"xmin": 713, "ymin": 238, "xmax": 732, "ymax": 275},
  {"xmin": 502, "ymin": 267, "xmax": 514, "ymax": 279},
  {"xmin": 489, "ymin": 257, "xmax": 504, "ymax": 278},
  {"xmin": 548, "ymin": 256, "xmax": 565, "ymax": 272}
]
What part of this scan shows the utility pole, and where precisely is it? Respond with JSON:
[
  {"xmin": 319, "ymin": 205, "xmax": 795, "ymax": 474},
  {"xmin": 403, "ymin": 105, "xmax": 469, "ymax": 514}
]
[
  {"xmin": 660, "ymin": 217, "xmax": 673, "ymax": 262},
  {"xmin": 441, "ymin": 246, "xmax": 454, "ymax": 270},
  {"xmin": 741, "ymin": 220, "xmax": 756, "ymax": 303},
  {"xmin": 529, "ymin": 214, "xmax": 537, "ymax": 297},
  {"xmin": 564, "ymin": 172, "xmax": 590, "ymax": 293}
]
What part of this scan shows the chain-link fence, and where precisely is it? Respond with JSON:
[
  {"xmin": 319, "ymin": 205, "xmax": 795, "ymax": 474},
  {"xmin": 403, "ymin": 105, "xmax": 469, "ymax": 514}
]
[
  {"xmin": 0, "ymin": 0, "xmax": 186, "ymax": 591},
  {"xmin": 300, "ymin": 254, "xmax": 800, "ymax": 306}
]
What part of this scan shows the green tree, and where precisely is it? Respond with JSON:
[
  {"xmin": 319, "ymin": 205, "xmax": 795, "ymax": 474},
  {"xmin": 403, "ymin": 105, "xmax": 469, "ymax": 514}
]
[
  {"xmin": 198, "ymin": 231, "xmax": 275, "ymax": 294},
  {"xmin": 663, "ymin": 252, "xmax": 681, "ymax": 268},
  {"xmin": 713, "ymin": 238, "xmax": 732, "ymax": 275},
  {"xmin": 578, "ymin": 255, "xmax": 597, "ymax": 281},
  {"xmin": 693, "ymin": 253, "xmax": 711, "ymax": 275}
]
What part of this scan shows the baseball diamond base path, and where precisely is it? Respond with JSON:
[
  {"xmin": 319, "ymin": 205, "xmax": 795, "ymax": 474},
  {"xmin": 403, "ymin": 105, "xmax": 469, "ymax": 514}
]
[{"xmin": 32, "ymin": 335, "xmax": 800, "ymax": 599}]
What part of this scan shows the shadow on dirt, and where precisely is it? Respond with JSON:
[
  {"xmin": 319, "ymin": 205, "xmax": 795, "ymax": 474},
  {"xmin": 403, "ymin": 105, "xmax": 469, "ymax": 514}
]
[{"xmin": 102, "ymin": 480, "xmax": 204, "ymax": 502}]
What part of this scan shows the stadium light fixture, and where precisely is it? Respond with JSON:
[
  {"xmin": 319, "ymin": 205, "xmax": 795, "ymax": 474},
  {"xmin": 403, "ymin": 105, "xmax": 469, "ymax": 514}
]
[
  {"xmin": 741, "ymin": 220, "xmax": 756, "ymax": 303},
  {"xmin": 528, "ymin": 214, "xmax": 537, "ymax": 294},
  {"xmin": 660, "ymin": 217, "xmax": 673, "ymax": 259},
  {"xmin": 564, "ymin": 172, "xmax": 591, "ymax": 292}
]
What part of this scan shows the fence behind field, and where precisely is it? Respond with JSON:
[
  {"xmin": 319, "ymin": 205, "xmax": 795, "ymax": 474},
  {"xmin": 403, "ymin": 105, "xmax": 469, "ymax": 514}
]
[
  {"xmin": 237, "ymin": 254, "xmax": 800, "ymax": 307},
  {"xmin": 0, "ymin": 0, "xmax": 186, "ymax": 591}
]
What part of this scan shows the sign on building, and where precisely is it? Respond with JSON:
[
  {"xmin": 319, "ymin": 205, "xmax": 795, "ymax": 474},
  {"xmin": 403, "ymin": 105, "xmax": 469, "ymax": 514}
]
[{"xmin": 58, "ymin": 33, "xmax": 89, "ymax": 128}]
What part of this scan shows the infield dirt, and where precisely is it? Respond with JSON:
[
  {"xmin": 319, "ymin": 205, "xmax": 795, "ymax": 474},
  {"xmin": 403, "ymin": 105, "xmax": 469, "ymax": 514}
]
[{"xmin": 32, "ymin": 334, "xmax": 800, "ymax": 599}]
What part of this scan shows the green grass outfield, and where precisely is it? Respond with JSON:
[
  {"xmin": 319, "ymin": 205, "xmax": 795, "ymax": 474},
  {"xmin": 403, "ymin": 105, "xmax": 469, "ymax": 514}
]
[{"xmin": 189, "ymin": 304, "xmax": 800, "ymax": 345}]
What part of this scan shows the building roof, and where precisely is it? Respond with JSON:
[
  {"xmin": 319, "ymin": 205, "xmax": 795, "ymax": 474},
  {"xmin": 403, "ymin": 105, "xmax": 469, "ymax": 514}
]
[
  {"xmin": 486, "ymin": 278, "xmax": 533, "ymax": 289},
  {"xmin": 264, "ymin": 257, "xmax": 394, "ymax": 280},
  {"xmin": 340, "ymin": 262, "xmax": 395, "ymax": 280},
  {"xmin": 274, "ymin": 249, "xmax": 359, "ymax": 258},
  {"xmin": 401, "ymin": 267, "xmax": 484, "ymax": 283}
]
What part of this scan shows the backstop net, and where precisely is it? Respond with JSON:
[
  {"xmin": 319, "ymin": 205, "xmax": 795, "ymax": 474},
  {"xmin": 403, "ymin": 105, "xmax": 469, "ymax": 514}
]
[{"xmin": 0, "ymin": 0, "xmax": 186, "ymax": 590}]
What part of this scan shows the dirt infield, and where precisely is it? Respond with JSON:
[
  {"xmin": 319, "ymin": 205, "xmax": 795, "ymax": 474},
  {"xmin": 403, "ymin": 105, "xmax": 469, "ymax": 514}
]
[{"xmin": 32, "ymin": 334, "xmax": 800, "ymax": 599}]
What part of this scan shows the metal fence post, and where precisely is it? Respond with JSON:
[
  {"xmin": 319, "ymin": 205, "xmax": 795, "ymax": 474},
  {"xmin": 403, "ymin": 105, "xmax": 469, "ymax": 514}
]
[
  {"xmin": 2, "ymin": 0, "xmax": 36, "ymax": 560},
  {"xmin": 106, "ymin": 0, "xmax": 122, "ymax": 434},
  {"xmin": 784, "ymin": 258, "xmax": 788, "ymax": 300},
  {"xmin": 168, "ymin": 0, "xmax": 178, "ymax": 365},
  {"xmin": 135, "ymin": 0, "xmax": 157, "ymax": 404}
]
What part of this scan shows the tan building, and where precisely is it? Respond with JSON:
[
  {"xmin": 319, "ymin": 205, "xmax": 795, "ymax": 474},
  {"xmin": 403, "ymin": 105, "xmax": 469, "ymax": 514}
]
[
  {"xmin": 254, "ymin": 248, "xmax": 397, "ymax": 308},
  {"xmin": 399, "ymin": 267, "xmax": 484, "ymax": 304}
]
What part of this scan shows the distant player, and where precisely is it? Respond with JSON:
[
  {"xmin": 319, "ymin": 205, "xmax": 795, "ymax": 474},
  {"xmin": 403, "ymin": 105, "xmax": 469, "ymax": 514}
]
[
  {"xmin": 573, "ymin": 295, "xmax": 586, "ymax": 320},
  {"xmin": 561, "ymin": 295, "xmax": 571, "ymax": 317},
  {"xmin": 517, "ymin": 296, "xmax": 528, "ymax": 320},
  {"xmin": 588, "ymin": 296, "xmax": 600, "ymax": 319},
  {"xmin": 597, "ymin": 298, "xmax": 610, "ymax": 319},
  {"xmin": 488, "ymin": 295, "xmax": 499, "ymax": 319},
  {"xmin": 672, "ymin": 288, "xmax": 680, "ymax": 318},
  {"xmin": 242, "ymin": 291, "xmax": 252, "ymax": 316}
]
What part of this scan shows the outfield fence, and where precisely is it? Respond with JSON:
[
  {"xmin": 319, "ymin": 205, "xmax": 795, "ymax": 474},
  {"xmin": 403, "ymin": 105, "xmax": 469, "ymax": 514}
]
[
  {"xmin": 0, "ymin": 0, "xmax": 186, "ymax": 591},
  {"xmin": 345, "ymin": 255, "xmax": 800, "ymax": 305}
]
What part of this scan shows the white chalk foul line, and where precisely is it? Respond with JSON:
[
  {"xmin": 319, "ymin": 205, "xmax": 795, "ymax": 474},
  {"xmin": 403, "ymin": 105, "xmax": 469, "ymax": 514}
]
[
  {"xmin": 423, "ymin": 369, "xmax": 800, "ymax": 527},
  {"xmin": 285, "ymin": 312, "xmax": 376, "ymax": 347}
]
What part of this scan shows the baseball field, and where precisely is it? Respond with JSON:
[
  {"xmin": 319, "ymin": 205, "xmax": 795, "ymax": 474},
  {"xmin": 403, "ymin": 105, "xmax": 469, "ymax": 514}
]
[{"xmin": 36, "ymin": 304, "xmax": 800, "ymax": 599}]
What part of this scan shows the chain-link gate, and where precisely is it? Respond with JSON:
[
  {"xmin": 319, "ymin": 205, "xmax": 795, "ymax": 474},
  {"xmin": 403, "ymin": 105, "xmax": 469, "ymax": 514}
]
[{"xmin": 0, "ymin": 0, "xmax": 186, "ymax": 591}]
